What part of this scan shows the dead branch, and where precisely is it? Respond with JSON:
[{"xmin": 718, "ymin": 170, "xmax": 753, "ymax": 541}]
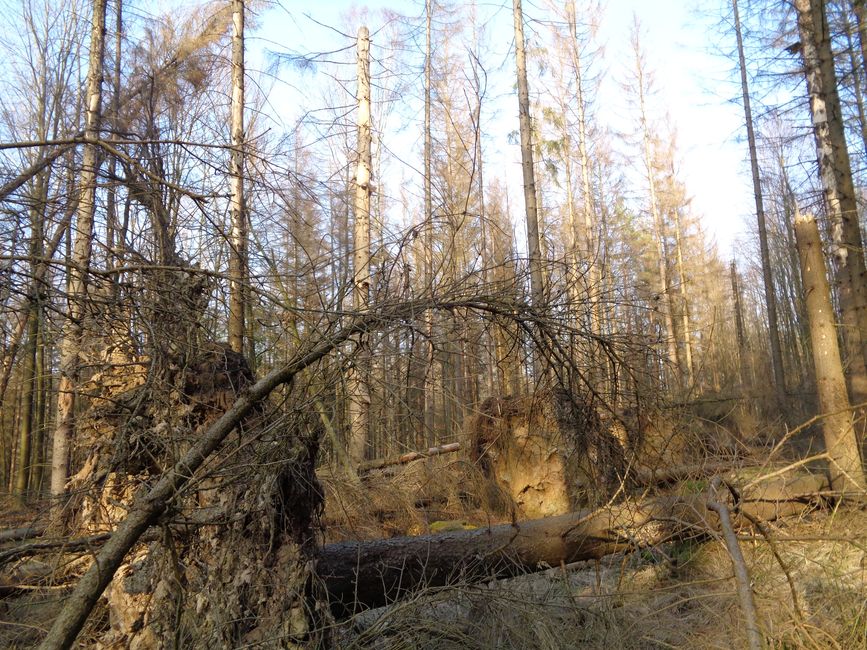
[
  {"xmin": 358, "ymin": 442, "xmax": 462, "ymax": 474},
  {"xmin": 0, "ymin": 533, "xmax": 111, "ymax": 568},
  {"xmin": 707, "ymin": 479, "xmax": 762, "ymax": 650}
]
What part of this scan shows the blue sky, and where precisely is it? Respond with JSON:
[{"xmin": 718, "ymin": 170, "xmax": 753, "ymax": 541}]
[{"xmin": 247, "ymin": 0, "xmax": 753, "ymax": 255}]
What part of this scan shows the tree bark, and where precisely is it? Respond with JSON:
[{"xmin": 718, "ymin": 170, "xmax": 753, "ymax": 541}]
[
  {"xmin": 513, "ymin": 0, "xmax": 546, "ymax": 380},
  {"xmin": 348, "ymin": 26, "xmax": 372, "ymax": 467},
  {"xmin": 793, "ymin": 209, "xmax": 866, "ymax": 494},
  {"xmin": 50, "ymin": 0, "xmax": 108, "ymax": 499},
  {"xmin": 796, "ymin": 0, "xmax": 867, "ymax": 405},
  {"xmin": 227, "ymin": 0, "xmax": 247, "ymax": 357},
  {"xmin": 732, "ymin": 0, "xmax": 787, "ymax": 406}
]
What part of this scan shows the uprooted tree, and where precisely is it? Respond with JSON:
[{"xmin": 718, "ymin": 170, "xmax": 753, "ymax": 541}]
[{"xmin": 35, "ymin": 292, "xmax": 629, "ymax": 649}]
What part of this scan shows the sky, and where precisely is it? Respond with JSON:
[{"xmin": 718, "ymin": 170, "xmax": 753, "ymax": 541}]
[{"xmin": 248, "ymin": 0, "xmax": 755, "ymax": 256}]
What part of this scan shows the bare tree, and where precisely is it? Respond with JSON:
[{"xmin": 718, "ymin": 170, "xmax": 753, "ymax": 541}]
[
  {"xmin": 512, "ymin": 0, "xmax": 545, "ymax": 380},
  {"xmin": 50, "ymin": 0, "xmax": 107, "ymax": 499},
  {"xmin": 228, "ymin": 0, "xmax": 247, "ymax": 356},
  {"xmin": 795, "ymin": 0, "xmax": 867, "ymax": 403},
  {"xmin": 732, "ymin": 0, "xmax": 787, "ymax": 406},
  {"xmin": 348, "ymin": 25, "xmax": 372, "ymax": 467}
]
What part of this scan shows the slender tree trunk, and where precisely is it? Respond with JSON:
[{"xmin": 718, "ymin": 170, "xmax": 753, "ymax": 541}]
[
  {"xmin": 672, "ymin": 207, "xmax": 694, "ymax": 387},
  {"xmin": 796, "ymin": 0, "xmax": 867, "ymax": 405},
  {"xmin": 731, "ymin": 260, "xmax": 751, "ymax": 392},
  {"xmin": 228, "ymin": 0, "xmax": 247, "ymax": 357},
  {"xmin": 852, "ymin": 0, "xmax": 867, "ymax": 117},
  {"xmin": 348, "ymin": 26, "xmax": 372, "ymax": 467},
  {"xmin": 794, "ymin": 210, "xmax": 866, "ymax": 494},
  {"xmin": 633, "ymin": 41, "xmax": 679, "ymax": 387},
  {"xmin": 842, "ymin": 10, "xmax": 867, "ymax": 157},
  {"xmin": 13, "ymin": 300, "xmax": 37, "ymax": 500},
  {"xmin": 732, "ymin": 0, "xmax": 787, "ymax": 406},
  {"xmin": 105, "ymin": 0, "xmax": 122, "ymax": 286},
  {"xmin": 566, "ymin": 1, "xmax": 601, "ymax": 339},
  {"xmin": 32, "ymin": 304, "xmax": 46, "ymax": 495},
  {"xmin": 513, "ymin": 0, "xmax": 546, "ymax": 381},
  {"xmin": 51, "ymin": 0, "xmax": 107, "ymax": 499}
]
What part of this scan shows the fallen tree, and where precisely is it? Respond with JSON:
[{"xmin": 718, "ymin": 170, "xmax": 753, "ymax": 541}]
[
  {"xmin": 32, "ymin": 296, "xmax": 564, "ymax": 650},
  {"xmin": 318, "ymin": 470, "xmax": 829, "ymax": 617}
]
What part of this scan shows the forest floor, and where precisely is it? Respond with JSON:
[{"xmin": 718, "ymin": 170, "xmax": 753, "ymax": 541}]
[
  {"xmin": 1, "ymin": 413, "xmax": 866, "ymax": 648},
  {"xmin": 333, "ymin": 505, "xmax": 867, "ymax": 649}
]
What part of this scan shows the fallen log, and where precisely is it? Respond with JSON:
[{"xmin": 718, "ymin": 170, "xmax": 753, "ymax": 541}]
[
  {"xmin": 358, "ymin": 442, "xmax": 461, "ymax": 474},
  {"xmin": 633, "ymin": 461, "xmax": 745, "ymax": 485},
  {"xmin": 0, "ymin": 526, "xmax": 45, "ymax": 544},
  {"xmin": 318, "ymin": 470, "xmax": 830, "ymax": 618},
  {"xmin": 317, "ymin": 495, "xmax": 711, "ymax": 618}
]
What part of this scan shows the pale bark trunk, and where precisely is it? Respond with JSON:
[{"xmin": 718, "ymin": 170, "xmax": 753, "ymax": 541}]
[
  {"xmin": 423, "ymin": 1, "xmax": 436, "ymax": 436},
  {"xmin": 794, "ymin": 210, "xmax": 866, "ymax": 495},
  {"xmin": 513, "ymin": 0, "xmax": 546, "ymax": 380},
  {"xmin": 348, "ymin": 26, "xmax": 372, "ymax": 467},
  {"xmin": 228, "ymin": 0, "xmax": 247, "ymax": 356},
  {"xmin": 732, "ymin": 0, "xmax": 787, "ymax": 406},
  {"xmin": 796, "ymin": 0, "xmax": 867, "ymax": 405},
  {"xmin": 51, "ymin": 0, "xmax": 107, "ymax": 498}
]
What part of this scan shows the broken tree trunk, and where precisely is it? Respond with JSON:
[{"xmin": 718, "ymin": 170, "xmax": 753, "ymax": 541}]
[
  {"xmin": 317, "ymin": 470, "xmax": 828, "ymax": 618},
  {"xmin": 794, "ymin": 209, "xmax": 867, "ymax": 494}
]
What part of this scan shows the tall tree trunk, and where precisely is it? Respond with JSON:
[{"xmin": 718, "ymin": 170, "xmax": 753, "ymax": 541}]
[
  {"xmin": 51, "ymin": 0, "xmax": 107, "ymax": 499},
  {"xmin": 228, "ymin": 0, "xmax": 247, "ymax": 357},
  {"xmin": 672, "ymin": 207, "xmax": 695, "ymax": 387},
  {"xmin": 566, "ymin": 1, "xmax": 601, "ymax": 340},
  {"xmin": 105, "ymin": 0, "xmax": 122, "ymax": 288},
  {"xmin": 796, "ymin": 0, "xmax": 867, "ymax": 405},
  {"xmin": 513, "ymin": 0, "xmax": 546, "ymax": 381},
  {"xmin": 732, "ymin": 0, "xmax": 787, "ymax": 405},
  {"xmin": 348, "ymin": 26, "xmax": 372, "ymax": 467},
  {"xmin": 842, "ymin": 10, "xmax": 867, "ymax": 157},
  {"xmin": 632, "ymin": 36, "xmax": 679, "ymax": 388},
  {"xmin": 852, "ymin": 0, "xmax": 867, "ymax": 120},
  {"xmin": 423, "ymin": 0, "xmax": 436, "ymax": 436},
  {"xmin": 32, "ymin": 300, "xmax": 46, "ymax": 496},
  {"xmin": 13, "ymin": 296, "xmax": 37, "ymax": 500},
  {"xmin": 794, "ymin": 210, "xmax": 866, "ymax": 494}
]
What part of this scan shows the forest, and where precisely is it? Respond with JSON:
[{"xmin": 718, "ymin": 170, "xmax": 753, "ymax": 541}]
[{"xmin": 1, "ymin": 0, "xmax": 866, "ymax": 647}]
